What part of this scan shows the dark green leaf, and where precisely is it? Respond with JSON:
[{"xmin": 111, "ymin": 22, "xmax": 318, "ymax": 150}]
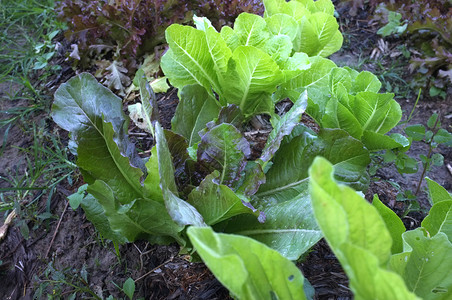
[
  {"xmin": 123, "ymin": 278, "xmax": 135, "ymax": 300},
  {"xmin": 405, "ymin": 124, "xmax": 426, "ymax": 141},
  {"xmin": 431, "ymin": 153, "xmax": 444, "ymax": 166},
  {"xmin": 434, "ymin": 129, "xmax": 452, "ymax": 144},
  {"xmin": 188, "ymin": 172, "xmax": 260, "ymax": 225},
  {"xmin": 87, "ymin": 180, "xmax": 183, "ymax": 244},
  {"xmin": 172, "ymin": 85, "xmax": 221, "ymax": 147},
  {"xmin": 427, "ymin": 113, "xmax": 439, "ymax": 129},
  {"xmin": 52, "ymin": 73, "xmax": 145, "ymax": 202},
  {"xmin": 155, "ymin": 123, "xmax": 206, "ymax": 227}
]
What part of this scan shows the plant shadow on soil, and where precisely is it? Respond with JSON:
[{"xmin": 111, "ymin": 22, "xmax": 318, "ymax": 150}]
[{"xmin": 1, "ymin": 3, "xmax": 451, "ymax": 300}]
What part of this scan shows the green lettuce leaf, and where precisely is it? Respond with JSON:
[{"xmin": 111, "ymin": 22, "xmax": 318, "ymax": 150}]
[
  {"xmin": 265, "ymin": 13, "xmax": 298, "ymax": 41},
  {"xmin": 264, "ymin": 0, "xmax": 311, "ymax": 21},
  {"xmin": 392, "ymin": 229, "xmax": 452, "ymax": 299},
  {"xmin": 225, "ymin": 127, "xmax": 369, "ymax": 260},
  {"xmin": 225, "ymin": 188, "xmax": 322, "ymax": 260},
  {"xmin": 426, "ymin": 177, "xmax": 452, "ymax": 205},
  {"xmin": 309, "ymin": 157, "xmax": 419, "ymax": 300},
  {"xmin": 233, "ymin": 13, "xmax": 270, "ymax": 49},
  {"xmin": 296, "ymin": 12, "xmax": 343, "ymax": 57},
  {"xmin": 188, "ymin": 226, "xmax": 306, "ymax": 300},
  {"xmin": 87, "ymin": 180, "xmax": 183, "ymax": 244},
  {"xmin": 80, "ymin": 193, "xmax": 127, "ymax": 244},
  {"xmin": 258, "ymin": 128, "xmax": 370, "ymax": 203},
  {"xmin": 171, "ymin": 85, "xmax": 221, "ymax": 147},
  {"xmin": 223, "ymin": 46, "xmax": 283, "ymax": 117},
  {"xmin": 372, "ymin": 195, "xmax": 406, "ymax": 254},
  {"xmin": 155, "ymin": 123, "xmax": 205, "ymax": 227},
  {"xmin": 264, "ymin": 0, "xmax": 342, "ymax": 57},
  {"xmin": 280, "ymin": 56, "xmax": 337, "ymax": 111},
  {"xmin": 139, "ymin": 73, "xmax": 159, "ymax": 134},
  {"xmin": 187, "ymin": 172, "xmax": 260, "ymax": 225},
  {"xmin": 422, "ymin": 179, "xmax": 452, "ymax": 242},
  {"xmin": 143, "ymin": 147, "xmax": 164, "ymax": 203},
  {"xmin": 161, "ymin": 24, "xmax": 225, "ymax": 95}
]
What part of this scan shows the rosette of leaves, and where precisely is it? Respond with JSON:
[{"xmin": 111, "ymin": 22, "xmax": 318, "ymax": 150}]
[
  {"xmin": 310, "ymin": 157, "xmax": 452, "ymax": 300},
  {"xmin": 52, "ymin": 70, "xmax": 374, "ymax": 261},
  {"xmin": 57, "ymin": 0, "xmax": 263, "ymax": 68},
  {"xmin": 161, "ymin": 0, "xmax": 343, "ymax": 118},
  {"xmin": 276, "ymin": 56, "xmax": 406, "ymax": 151}
]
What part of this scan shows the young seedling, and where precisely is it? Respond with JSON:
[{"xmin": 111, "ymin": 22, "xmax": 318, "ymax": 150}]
[{"xmin": 405, "ymin": 113, "xmax": 452, "ymax": 195}]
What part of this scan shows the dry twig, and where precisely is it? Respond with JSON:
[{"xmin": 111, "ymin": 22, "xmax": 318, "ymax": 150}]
[{"xmin": 45, "ymin": 201, "xmax": 69, "ymax": 257}]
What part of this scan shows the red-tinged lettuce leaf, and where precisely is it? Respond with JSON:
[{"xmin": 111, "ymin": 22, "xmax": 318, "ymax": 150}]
[
  {"xmin": 155, "ymin": 123, "xmax": 206, "ymax": 227},
  {"xmin": 187, "ymin": 226, "xmax": 307, "ymax": 300},
  {"xmin": 187, "ymin": 171, "xmax": 261, "ymax": 225},
  {"xmin": 163, "ymin": 129, "xmax": 203, "ymax": 196},
  {"xmin": 260, "ymin": 90, "xmax": 308, "ymax": 164},
  {"xmin": 197, "ymin": 123, "xmax": 251, "ymax": 187},
  {"xmin": 52, "ymin": 73, "xmax": 144, "ymax": 202},
  {"xmin": 171, "ymin": 85, "xmax": 221, "ymax": 147},
  {"xmin": 216, "ymin": 105, "xmax": 246, "ymax": 129},
  {"xmin": 235, "ymin": 162, "xmax": 266, "ymax": 198},
  {"xmin": 199, "ymin": 104, "xmax": 246, "ymax": 138}
]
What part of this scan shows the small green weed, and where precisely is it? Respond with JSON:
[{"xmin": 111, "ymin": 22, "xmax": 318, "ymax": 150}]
[
  {"xmin": 0, "ymin": 125, "xmax": 76, "ymax": 238},
  {"xmin": 35, "ymin": 261, "xmax": 139, "ymax": 300}
]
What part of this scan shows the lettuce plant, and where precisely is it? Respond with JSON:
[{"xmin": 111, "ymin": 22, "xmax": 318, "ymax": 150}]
[
  {"xmin": 52, "ymin": 66, "xmax": 374, "ymax": 261},
  {"xmin": 50, "ymin": 0, "xmax": 452, "ymax": 298},
  {"xmin": 161, "ymin": 0, "xmax": 343, "ymax": 118},
  {"xmin": 310, "ymin": 157, "xmax": 452, "ymax": 299},
  {"xmin": 277, "ymin": 56, "xmax": 405, "ymax": 151},
  {"xmin": 185, "ymin": 160, "xmax": 452, "ymax": 300},
  {"xmin": 52, "ymin": 0, "xmax": 413, "ymax": 263},
  {"xmin": 161, "ymin": 0, "xmax": 403, "ymax": 153}
]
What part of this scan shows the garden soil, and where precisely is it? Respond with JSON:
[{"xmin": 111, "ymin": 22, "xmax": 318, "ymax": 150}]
[{"xmin": 1, "ymin": 3, "xmax": 451, "ymax": 299}]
